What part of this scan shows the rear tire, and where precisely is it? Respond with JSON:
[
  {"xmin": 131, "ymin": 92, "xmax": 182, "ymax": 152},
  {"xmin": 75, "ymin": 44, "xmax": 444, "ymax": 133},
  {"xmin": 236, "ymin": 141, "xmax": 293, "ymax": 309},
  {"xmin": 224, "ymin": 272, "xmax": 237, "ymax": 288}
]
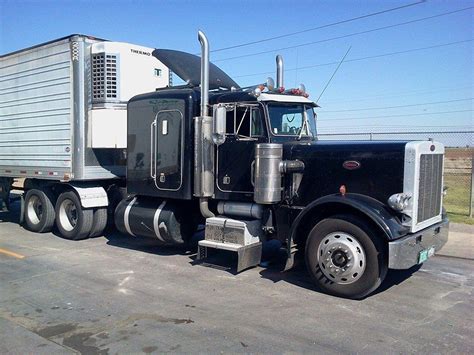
[
  {"xmin": 24, "ymin": 189, "xmax": 55, "ymax": 233},
  {"xmin": 305, "ymin": 215, "xmax": 387, "ymax": 299},
  {"xmin": 89, "ymin": 208, "xmax": 107, "ymax": 237},
  {"xmin": 55, "ymin": 191, "xmax": 93, "ymax": 240}
]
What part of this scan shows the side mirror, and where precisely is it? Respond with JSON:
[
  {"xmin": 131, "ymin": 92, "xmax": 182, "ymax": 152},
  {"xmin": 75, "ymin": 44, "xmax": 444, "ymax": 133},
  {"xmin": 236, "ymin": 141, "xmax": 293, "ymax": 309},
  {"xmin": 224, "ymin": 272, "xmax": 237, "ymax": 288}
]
[{"xmin": 212, "ymin": 104, "xmax": 226, "ymax": 145}]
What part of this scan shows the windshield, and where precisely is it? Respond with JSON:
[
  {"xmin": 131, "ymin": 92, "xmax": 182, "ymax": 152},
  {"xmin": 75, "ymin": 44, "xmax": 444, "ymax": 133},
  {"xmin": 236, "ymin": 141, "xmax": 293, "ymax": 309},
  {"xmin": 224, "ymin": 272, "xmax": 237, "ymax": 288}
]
[{"xmin": 267, "ymin": 103, "xmax": 316, "ymax": 137}]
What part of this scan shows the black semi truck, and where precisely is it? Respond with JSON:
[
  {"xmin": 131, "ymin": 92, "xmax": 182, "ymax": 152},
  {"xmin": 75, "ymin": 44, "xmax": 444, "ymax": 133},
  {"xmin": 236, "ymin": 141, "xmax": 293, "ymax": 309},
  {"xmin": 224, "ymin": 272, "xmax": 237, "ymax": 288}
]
[{"xmin": 2, "ymin": 32, "xmax": 449, "ymax": 299}]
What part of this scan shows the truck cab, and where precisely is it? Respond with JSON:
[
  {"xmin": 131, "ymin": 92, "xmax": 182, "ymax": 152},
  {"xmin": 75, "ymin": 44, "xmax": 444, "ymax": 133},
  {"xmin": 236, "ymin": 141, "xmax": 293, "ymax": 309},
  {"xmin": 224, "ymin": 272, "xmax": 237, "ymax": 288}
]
[{"xmin": 114, "ymin": 32, "xmax": 449, "ymax": 299}]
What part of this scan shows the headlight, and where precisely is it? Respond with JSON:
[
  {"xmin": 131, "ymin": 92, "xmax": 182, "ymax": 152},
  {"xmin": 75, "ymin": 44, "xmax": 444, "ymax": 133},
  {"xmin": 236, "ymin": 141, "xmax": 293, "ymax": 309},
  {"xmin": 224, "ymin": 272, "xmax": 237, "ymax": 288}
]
[{"xmin": 388, "ymin": 193, "xmax": 412, "ymax": 212}]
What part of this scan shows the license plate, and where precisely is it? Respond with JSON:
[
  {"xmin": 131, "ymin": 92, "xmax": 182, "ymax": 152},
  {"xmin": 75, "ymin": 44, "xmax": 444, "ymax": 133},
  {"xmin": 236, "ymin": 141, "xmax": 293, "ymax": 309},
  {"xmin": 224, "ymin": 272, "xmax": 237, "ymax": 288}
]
[{"xmin": 418, "ymin": 247, "xmax": 435, "ymax": 264}]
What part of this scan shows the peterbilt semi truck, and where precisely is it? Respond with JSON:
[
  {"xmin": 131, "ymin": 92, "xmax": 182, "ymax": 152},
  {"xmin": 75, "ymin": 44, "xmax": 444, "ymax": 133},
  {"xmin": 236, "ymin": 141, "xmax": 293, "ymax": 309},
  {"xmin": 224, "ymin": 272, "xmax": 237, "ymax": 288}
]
[{"xmin": 0, "ymin": 32, "xmax": 449, "ymax": 299}]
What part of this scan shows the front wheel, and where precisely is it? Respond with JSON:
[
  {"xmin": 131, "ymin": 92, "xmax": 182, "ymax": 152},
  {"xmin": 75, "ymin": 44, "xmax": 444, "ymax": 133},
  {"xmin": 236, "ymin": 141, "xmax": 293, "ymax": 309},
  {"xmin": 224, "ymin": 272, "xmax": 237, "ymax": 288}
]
[{"xmin": 305, "ymin": 215, "xmax": 387, "ymax": 299}]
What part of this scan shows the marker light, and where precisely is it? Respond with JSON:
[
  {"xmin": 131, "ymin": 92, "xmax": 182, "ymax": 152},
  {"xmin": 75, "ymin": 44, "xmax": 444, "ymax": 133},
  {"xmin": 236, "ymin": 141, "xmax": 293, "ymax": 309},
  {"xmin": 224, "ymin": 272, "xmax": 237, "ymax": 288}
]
[
  {"xmin": 339, "ymin": 185, "xmax": 346, "ymax": 196},
  {"xmin": 278, "ymin": 87, "xmax": 285, "ymax": 93}
]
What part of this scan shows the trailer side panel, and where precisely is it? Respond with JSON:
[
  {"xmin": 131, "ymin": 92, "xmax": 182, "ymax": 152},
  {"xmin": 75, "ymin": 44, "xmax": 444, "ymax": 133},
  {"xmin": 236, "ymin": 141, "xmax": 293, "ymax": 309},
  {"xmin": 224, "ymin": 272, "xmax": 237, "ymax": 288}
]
[{"xmin": 0, "ymin": 38, "xmax": 73, "ymax": 178}]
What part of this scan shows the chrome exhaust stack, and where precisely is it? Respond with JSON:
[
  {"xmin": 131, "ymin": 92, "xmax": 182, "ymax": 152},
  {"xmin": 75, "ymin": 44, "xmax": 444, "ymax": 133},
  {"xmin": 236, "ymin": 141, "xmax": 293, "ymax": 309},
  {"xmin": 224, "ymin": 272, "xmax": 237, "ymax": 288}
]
[
  {"xmin": 195, "ymin": 30, "xmax": 215, "ymax": 218},
  {"xmin": 276, "ymin": 55, "xmax": 284, "ymax": 89}
]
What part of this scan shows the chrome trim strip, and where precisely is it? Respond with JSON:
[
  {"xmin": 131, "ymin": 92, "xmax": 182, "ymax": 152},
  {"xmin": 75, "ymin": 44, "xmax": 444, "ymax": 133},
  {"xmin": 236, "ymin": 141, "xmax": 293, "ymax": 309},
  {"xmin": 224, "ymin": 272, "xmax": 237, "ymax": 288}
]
[
  {"xmin": 124, "ymin": 197, "xmax": 137, "ymax": 237},
  {"xmin": 153, "ymin": 200, "xmax": 167, "ymax": 242}
]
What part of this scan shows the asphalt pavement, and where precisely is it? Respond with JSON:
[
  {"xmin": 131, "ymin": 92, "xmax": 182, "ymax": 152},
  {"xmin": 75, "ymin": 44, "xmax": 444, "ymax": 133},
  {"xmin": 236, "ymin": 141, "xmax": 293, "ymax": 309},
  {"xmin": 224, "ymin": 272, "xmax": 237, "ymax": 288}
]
[{"xmin": 0, "ymin": 198, "xmax": 473, "ymax": 354}]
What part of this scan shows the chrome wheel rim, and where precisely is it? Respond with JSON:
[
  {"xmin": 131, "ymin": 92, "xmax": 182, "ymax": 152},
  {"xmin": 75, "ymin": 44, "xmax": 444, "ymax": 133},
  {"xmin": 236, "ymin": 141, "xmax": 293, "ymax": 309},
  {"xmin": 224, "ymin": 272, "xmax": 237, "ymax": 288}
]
[
  {"xmin": 317, "ymin": 232, "xmax": 366, "ymax": 284},
  {"xmin": 26, "ymin": 195, "xmax": 43, "ymax": 225},
  {"xmin": 58, "ymin": 199, "xmax": 78, "ymax": 232}
]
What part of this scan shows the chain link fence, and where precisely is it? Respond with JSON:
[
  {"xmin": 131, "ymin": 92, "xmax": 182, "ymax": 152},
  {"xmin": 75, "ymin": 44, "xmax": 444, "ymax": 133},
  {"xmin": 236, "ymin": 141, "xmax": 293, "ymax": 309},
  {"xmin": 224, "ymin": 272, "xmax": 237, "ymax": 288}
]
[{"xmin": 317, "ymin": 131, "xmax": 474, "ymax": 219}]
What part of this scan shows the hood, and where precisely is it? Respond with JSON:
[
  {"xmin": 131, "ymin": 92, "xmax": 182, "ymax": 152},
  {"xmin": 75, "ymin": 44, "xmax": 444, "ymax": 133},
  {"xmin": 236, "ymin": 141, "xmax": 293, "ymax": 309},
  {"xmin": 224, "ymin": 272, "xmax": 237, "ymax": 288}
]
[
  {"xmin": 152, "ymin": 49, "xmax": 240, "ymax": 90},
  {"xmin": 283, "ymin": 140, "xmax": 408, "ymax": 206}
]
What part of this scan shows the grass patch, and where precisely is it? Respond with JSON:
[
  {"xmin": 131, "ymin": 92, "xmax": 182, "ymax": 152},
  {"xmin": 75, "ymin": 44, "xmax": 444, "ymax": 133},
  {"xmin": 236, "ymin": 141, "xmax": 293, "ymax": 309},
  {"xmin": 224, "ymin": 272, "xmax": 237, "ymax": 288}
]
[
  {"xmin": 444, "ymin": 174, "xmax": 471, "ymax": 215},
  {"xmin": 447, "ymin": 212, "xmax": 474, "ymax": 225}
]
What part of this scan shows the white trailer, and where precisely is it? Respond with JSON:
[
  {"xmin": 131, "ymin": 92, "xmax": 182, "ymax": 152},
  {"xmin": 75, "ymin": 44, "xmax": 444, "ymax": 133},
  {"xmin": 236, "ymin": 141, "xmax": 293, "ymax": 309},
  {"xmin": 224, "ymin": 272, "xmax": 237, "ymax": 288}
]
[{"xmin": 0, "ymin": 34, "xmax": 170, "ymax": 239}]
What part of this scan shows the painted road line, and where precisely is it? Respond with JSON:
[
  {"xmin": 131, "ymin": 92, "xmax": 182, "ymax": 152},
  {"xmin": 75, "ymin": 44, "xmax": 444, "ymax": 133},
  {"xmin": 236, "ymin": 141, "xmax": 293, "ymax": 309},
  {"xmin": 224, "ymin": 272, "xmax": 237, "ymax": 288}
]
[{"xmin": 0, "ymin": 247, "xmax": 25, "ymax": 259}]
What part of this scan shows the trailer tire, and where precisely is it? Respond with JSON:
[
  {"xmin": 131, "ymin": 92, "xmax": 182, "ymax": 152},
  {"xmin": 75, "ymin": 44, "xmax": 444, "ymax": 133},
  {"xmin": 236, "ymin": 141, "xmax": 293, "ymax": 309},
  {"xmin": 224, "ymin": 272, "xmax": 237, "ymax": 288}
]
[
  {"xmin": 24, "ymin": 189, "xmax": 55, "ymax": 233},
  {"xmin": 305, "ymin": 214, "xmax": 387, "ymax": 299},
  {"xmin": 89, "ymin": 208, "xmax": 108, "ymax": 238},
  {"xmin": 55, "ymin": 191, "xmax": 93, "ymax": 240}
]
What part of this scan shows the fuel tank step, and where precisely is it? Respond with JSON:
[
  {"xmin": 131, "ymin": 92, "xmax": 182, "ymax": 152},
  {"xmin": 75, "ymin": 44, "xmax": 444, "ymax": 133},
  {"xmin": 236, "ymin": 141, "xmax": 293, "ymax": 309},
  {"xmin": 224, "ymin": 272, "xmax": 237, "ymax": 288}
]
[{"xmin": 197, "ymin": 217, "xmax": 263, "ymax": 272}]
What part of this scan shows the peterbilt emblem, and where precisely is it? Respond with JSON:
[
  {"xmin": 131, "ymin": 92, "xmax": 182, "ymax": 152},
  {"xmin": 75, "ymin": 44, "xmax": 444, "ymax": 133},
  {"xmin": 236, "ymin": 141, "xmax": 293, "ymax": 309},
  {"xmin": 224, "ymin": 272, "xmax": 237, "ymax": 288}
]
[{"xmin": 343, "ymin": 160, "xmax": 361, "ymax": 170}]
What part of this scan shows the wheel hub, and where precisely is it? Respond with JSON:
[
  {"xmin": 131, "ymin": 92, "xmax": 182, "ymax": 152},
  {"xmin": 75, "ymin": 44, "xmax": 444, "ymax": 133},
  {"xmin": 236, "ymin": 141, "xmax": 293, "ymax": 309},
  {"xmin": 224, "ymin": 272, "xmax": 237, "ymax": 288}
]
[
  {"xmin": 58, "ymin": 199, "xmax": 78, "ymax": 232},
  {"xmin": 317, "ymin": 232, "xmax": 366, "ymax": 284},
  {"xmin": 27, "ymin": 195, "xmax": 43, "ymax": 225}
]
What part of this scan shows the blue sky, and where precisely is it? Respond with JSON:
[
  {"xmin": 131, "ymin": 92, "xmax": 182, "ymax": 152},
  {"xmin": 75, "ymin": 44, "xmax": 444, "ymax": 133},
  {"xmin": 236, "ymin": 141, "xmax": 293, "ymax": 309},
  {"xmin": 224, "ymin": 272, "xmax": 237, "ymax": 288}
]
[{"xmin": 0, "ymin": 0, "xmax": 472, "ymax": 134}]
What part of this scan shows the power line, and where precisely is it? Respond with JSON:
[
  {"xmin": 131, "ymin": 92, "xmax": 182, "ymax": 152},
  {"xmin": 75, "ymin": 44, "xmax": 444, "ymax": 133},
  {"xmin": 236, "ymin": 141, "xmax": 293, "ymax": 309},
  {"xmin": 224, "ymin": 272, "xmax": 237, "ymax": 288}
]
[
  {"xmin": 214, "ymin": 6, "xmax": 473, "ymax": 63},
  {"xmin": 318, "ymin": 110, "xmax": 473, "ymax": 122},
  {"xmin": 320, "ymin": 85, "xmax": 473, "ymax": 104},
  {"xmin": 319, "ymin": 125, "xmax": 473, "ymax": 131},
  {"xmin": 232, "ymin": 39, "xmax": 473, "ymax": 79},
  {"xmin": 319, "ymin": 98, "xmax": 473, "ymax": 113},
  {"xmin": 317, "ymin": 109, "xmax": 474, "ymax": 121},
  {"xmin": 210, "ymin": 1, "xmax": 426, "ymax": 53}
]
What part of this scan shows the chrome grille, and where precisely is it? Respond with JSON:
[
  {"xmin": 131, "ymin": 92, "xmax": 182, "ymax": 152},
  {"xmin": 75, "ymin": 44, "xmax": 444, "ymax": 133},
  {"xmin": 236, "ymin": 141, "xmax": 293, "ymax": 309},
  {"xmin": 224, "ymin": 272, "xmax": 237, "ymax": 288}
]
[
  {"xmin": 92, "ymin": 53, "xmax": 118, "ymax": 102},
  {"xmin": 417, "ymin": 154, "xmax": 443, "ymax": 223}
]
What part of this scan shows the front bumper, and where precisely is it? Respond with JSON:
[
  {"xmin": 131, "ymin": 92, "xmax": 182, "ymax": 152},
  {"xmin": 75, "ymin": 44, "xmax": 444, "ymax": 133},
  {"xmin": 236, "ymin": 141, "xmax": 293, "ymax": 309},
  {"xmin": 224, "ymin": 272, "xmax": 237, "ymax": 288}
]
[{"xmin": 388, "ymin": 218, "xmax": 449, "ymax": 269}]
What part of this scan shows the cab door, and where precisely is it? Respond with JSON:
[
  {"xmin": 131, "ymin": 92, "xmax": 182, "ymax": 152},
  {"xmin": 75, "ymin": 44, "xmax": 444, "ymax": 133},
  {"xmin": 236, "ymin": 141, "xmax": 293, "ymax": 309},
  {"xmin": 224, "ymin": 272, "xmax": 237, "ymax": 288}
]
[
  {"xmin": 152, "ymin": 109, "xmax": 183, "ymax": 191},
  {"xmin": 216, "ymin": 103, "xmax": 267, "ymax": 198}
]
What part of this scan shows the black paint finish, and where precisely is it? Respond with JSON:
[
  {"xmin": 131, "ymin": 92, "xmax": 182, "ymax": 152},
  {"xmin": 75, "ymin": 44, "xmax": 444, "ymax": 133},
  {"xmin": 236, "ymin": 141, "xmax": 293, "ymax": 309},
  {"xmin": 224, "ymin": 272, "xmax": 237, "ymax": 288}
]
[
  {"xmin": 282, "ymin": 140, "xmax": 407, "ymax": 207},
  {"xmin": 126, "ymin": 89, "xmax": 196, "ymax": 200},
  {"xmin": 125, "ymin": 86, "xmax": 413, "ymax": 245}
]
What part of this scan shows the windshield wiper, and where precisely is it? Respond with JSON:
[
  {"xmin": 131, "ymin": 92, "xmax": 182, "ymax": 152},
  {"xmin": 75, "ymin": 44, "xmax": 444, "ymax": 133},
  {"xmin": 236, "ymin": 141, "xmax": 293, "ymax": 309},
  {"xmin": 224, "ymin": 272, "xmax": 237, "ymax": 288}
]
[{"xmin": 297, "ymin": 111, "xmax": 309, "ymax": 141}]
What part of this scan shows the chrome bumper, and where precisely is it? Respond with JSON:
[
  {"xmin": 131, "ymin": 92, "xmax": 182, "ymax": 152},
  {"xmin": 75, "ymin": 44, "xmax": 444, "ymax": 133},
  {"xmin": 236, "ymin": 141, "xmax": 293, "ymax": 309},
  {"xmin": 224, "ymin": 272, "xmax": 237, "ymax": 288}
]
[{"xmin": 388, "ymin": 218, "xmax": 449, "ymax": 269}]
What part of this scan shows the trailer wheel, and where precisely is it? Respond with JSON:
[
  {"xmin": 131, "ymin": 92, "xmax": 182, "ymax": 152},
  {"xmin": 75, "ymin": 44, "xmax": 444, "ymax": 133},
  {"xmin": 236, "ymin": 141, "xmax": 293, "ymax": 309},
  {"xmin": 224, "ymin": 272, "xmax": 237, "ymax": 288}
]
[
  {"xmin": 89, "ymin": 208, "xmax": 108, "ymax": 238},
  {"xmin": 305, "ymin": 215, "xmax": 387, "ymax": 299},
  {"xmin": 24, "ymin": 189, "xmax": 55, "ymax": 233},
  {"xmin": 55, "ymin": 191, "xmax": 93, "ymax": 240}
]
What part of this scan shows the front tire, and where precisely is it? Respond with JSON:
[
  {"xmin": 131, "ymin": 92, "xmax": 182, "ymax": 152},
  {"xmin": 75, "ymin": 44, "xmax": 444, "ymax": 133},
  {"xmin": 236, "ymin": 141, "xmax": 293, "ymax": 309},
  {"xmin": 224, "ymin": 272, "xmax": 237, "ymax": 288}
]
[
  {"xmin": 305, "ymin": 215, "xmax": 387, "ymax": 299},
  {"xmin": 24, "ymin": 189, "xmax": 55, "ymax": 233},
  {"xmin": 55, "ymin": 191, "xmax": 93, "ymax": 240}
]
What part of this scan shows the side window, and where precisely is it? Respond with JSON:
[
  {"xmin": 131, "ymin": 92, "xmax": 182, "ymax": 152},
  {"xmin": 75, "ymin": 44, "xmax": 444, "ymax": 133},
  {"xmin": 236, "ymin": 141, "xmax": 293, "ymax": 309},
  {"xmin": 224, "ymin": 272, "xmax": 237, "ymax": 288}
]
[
  {"xmin": 224, "ymin": 104, "xmax": 263, "ymax": 138},
  {"xmin": 235, "ymin": 106, "xmax": 250, "ymax": 137},
  {"xmin": 251, "ymin": 107, "xmax": 264, "ymax": 136}
]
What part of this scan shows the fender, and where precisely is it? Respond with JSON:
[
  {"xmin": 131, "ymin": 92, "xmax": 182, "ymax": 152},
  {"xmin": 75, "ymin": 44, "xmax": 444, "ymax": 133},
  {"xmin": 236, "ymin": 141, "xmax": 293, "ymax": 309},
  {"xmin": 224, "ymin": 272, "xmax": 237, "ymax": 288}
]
[
  {"xmin": 68, "ymin": 183, "xmax": 109, "ymax": 208},
  {"xmin": 284, "ymin": 193, "xmax": 409, "ymax": 270}
]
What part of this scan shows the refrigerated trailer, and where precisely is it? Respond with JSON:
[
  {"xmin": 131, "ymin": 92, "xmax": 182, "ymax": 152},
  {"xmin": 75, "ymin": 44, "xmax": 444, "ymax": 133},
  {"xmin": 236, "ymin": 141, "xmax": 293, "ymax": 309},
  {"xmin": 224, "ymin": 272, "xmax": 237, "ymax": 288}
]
[{"xmin": 0, "ymin": 34, "xmax": 170, "ymax": 238}]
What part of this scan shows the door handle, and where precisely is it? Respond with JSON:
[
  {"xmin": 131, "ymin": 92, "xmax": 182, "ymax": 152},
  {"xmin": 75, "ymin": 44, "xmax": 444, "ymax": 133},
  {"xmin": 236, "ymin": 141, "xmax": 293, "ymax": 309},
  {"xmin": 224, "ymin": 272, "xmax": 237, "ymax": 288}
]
[
  {"xmin": 250, "ymin": 160, "xmax": 255, "ymax": 187},
  {"xmin": 150, "ymin": 120, "xmax": 156, "ymax": 179}
]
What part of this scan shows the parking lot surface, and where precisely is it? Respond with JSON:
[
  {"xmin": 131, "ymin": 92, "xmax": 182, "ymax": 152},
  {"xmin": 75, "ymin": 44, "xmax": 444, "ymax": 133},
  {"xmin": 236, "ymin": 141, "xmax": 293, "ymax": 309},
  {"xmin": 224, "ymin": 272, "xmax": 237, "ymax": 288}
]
[{"xmin": 1, "ymin": 202, "xmax": 473, "ymax": 354}]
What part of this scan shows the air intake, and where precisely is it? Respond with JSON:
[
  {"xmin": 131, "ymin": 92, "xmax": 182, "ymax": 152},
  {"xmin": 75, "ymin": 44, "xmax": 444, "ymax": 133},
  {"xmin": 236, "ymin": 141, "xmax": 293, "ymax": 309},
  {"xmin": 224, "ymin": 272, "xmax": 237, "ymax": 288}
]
[{"xmin": 91, "ymin": 53, "xmax": 119, "ymax": 102}]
